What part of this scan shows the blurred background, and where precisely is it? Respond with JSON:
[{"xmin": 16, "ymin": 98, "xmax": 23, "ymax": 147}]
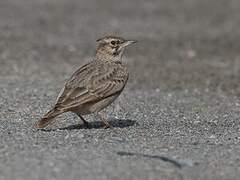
[
  {"xmin": 0, "ymin": 0, "xmax": 239, "ymax": 95},
  {"xmin": 0, "ymin": 1, "xmax": 240, "ymax": 180}
]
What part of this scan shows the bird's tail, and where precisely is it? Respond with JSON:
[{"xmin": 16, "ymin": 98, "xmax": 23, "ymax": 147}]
[{"xmin": 35, "ymin": 108, "xmax": 64, "ymax": 129}]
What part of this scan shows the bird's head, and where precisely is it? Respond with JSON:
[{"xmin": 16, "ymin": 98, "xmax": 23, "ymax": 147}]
[{"xmin": 96, "ymin": 35, "xmax": 136, "ymax": 61}]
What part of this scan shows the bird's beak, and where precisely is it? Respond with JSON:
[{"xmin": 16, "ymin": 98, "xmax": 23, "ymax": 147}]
[{"xmin": 122, "ymin": 40, "xmax": 137, "ymax": 48}]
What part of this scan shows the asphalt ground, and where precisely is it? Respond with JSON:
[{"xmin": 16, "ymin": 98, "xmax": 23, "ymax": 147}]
[{"xmin": 0, "ymin": 0, "xmax": 240, "ymax": 179}]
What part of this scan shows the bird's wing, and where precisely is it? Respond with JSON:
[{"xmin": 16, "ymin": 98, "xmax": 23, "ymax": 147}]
[
  {"xmin": 55, "ymin": 61, "xmax": 128, "ymax": 111},
  {"xmin": 55, "ymin": 61, "xmax": 95, "ymax": 103}
]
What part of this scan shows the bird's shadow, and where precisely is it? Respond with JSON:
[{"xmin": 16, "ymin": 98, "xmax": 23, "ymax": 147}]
[{"xmin": 40, "ymin": 118, "xmax": 137, "ymax": 131}]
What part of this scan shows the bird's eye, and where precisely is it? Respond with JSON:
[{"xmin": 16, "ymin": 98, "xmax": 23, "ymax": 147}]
[{"xmin": 111, "ymin": 41, "xmax": 116, "ymax": 45}]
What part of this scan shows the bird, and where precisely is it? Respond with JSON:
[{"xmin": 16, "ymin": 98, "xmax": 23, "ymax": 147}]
[{"xmin": 35, "ymin": 35, "xmax": 136, "ymax": 129}]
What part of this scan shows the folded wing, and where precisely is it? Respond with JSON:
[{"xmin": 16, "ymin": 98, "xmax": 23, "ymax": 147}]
[{"xmin": 54, "ymin": 61, "xmax": 128, "ymax": 111}]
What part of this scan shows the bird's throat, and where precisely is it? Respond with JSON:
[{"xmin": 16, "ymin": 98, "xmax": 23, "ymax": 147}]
[{"xmin": 96, "ymin": 49, "xmax": 122, "ymax": 62}]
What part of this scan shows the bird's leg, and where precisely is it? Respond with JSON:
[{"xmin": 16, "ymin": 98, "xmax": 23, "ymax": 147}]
[
  {"xmin": 76, "ymin": 113, "xmax": 89, "ymax": 128},
  {"xmin": 98, "ymin": 111, "xmax": 112, "ymax": 129},
  {"xmin": 114, "ymin": 99, "xmax": 127, "ymax": 119}
]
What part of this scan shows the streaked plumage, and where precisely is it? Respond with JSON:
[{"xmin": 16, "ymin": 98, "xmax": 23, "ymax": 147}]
[{"xmin": 35, "ymin": 35, "xmax": 136, "ymax": 129}]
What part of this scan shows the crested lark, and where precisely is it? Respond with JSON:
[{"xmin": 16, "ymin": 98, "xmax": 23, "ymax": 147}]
[{"xmin": 35, "ymin": 35, "xmax": 136, "ymax": 129}]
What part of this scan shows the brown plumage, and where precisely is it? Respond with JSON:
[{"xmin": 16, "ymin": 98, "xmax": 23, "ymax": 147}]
[{"xmin": 35, "ymin": 36, "xmax": 136, "ymax": 129}]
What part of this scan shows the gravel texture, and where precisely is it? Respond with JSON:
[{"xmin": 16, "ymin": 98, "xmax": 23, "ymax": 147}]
[{"xmin": 0, "ymin": 0, "xmax": 240, "ymax": 180}]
